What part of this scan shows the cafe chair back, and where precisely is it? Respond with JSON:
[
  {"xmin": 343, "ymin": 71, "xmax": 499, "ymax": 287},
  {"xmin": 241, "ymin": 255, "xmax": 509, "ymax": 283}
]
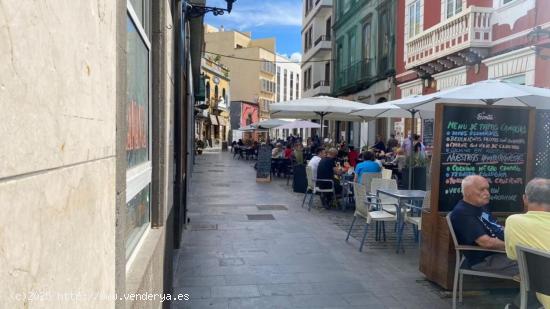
[
  {"xmin": 516, "ymin": 244, "xmax": 550, "ymax": 309},
  {"xmin": 370, "ymin": 178, "xmax": 399, "ymax": 214},
  {"xmin": 304, "ymin": 166, "xmax": 335, "ymax": 211},
  {"xmin": 403, "ymin": 191, "xmax": 430, "ymax": 243},
  {"xmin": 346, "ymin": 182, "xmax": 397, "ymax": 252},
  {"xmin": 361, "ymin": 173, "xmax": 382, "ymax": 194},
  {"xmin": 446, "ymin": 213, "xmax": 516, "ymax": 309},
  {"xmin": 381, "ymin": 168, "xmax": 393, "ymax": 180}
]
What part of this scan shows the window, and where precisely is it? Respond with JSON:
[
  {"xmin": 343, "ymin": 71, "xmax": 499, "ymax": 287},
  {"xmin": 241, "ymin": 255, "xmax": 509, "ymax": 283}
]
[
  {"xmin": 362, "ymin": 22, "xmax": 371, "ymax": 75},
  {"xmin": 503, "ymin": 0, "xmax": 516, "ymax": 3},
  {"xmin": 296, "ymin": 74, "xmax": 300, "ymax": 98},
  {"xmin": 290, "ymin": 73, "xmax": 294, "ymax": 100},
  {"xmin": 337, "ymin": 43, "xmax": 344, "ymax": 78},
  {"xmin": 214, "ymin": 85, "xmax": 219, "ymax": 102},
  {"xmin": 222, "ymin": 88, "xmax": 227, "ymax": 104},
  {"xmin": 446, "ymin": 0, "xmax": 462, "ymax": 18},
  {"xmin": 126, "ymin": 0, "xmax": 152, "ymax": 260},
  {"xmin": 378, "ymin": 7, "xmax": 390, "ymax": 72},
  {"xmin": 277, "ymin": 67, "xmax": 281, "ymax": 101},
  {"xmin": 205, "ymin": 82, "xmax": 210, "ymax": 101},
  {"xmin": 408, "ymin": 0, "xmax": 421, "ymax": 38},
  {"xmin": 284, "ymin": 69, "xmax": 288, "ymax": 101},
  {"xmin": 307, "ymin": 67, "xmax": 312, "ymax": 89},
  {"xmin": 348, "ymin": 31, "xmax": 357, "ymax": 66}
]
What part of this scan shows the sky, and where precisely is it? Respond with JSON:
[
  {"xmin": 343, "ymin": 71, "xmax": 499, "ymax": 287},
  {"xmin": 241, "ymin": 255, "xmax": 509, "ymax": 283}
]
[{"xmin": 204, "ymin": 0, "xmax": 302, "ymax": 62}]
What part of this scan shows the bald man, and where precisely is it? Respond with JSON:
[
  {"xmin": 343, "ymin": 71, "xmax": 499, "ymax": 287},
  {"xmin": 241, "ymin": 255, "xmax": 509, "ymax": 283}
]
[{"xmin": 450, "ymin": 175, "xmax": 518, "ymax": 276}]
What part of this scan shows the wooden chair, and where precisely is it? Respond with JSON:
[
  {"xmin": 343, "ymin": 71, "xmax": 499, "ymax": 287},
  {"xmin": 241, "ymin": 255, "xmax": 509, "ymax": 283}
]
[
  {"xmin": 446, "ymin": 213, "xmax": 516, "ymax": 309},
  {"xmin": 516, "ymin": 244, "xmax": 550, "ymax": 309},
  {"xmin": 346, "ymin": 182, "xmax": 397, "ymax": 252}
]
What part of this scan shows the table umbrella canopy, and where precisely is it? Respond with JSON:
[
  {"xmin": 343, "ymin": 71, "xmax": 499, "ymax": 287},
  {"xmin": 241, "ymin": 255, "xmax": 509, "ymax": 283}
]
[
  {"xmin": 350, "ymin": 100, "xmax": 434, "ymax": 118},
  {"xmin": 275, "ymin": 120, "xmax": 322, "ymax": 129},
  {"xmin": 396, "ymin": 79, "xmax": 550, "ymax": 111},
  {"xmin": 269, "ymin": 96, "xmax": 370, "ymax": 122}
]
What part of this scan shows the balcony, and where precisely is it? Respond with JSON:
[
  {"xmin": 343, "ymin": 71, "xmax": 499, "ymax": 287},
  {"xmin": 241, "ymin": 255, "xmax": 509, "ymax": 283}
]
[
  {"xmin": 303, "ymin": 0, "xmax": 331, "ymax": 32},
  {"xmin": 303, "ymin": 35, "xmax": 331, "ymax": 62},
  {"xmin": 305, "ymin": 80, "xmax": 330, "ymax": 97},
  {"xmin": 334, "ymin": 59, "xmax": 372, "ymax": 92},
  {"xmin": 405, "ymin": 6, "xmax": 492, "ymax": 73}
]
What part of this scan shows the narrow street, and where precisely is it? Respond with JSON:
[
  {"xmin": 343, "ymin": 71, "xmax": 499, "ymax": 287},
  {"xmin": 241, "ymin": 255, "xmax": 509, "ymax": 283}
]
[{"xmin": 171, "ymin": 151, "xmax": 465, "ymax": 309}]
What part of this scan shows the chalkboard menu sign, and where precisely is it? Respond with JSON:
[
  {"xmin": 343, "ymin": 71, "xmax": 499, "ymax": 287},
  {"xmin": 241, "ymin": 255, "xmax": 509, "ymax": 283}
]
[
  {"xmin": 422, "ymin": 119, "xmax": 434, "ymax": 147},
  {"xmin": 436, "ymin": 104, "xmax": 533, "ymax": 212},
  {"xmin": 256, "ymin": 145, "xmax": 272, "ymax": 182}
]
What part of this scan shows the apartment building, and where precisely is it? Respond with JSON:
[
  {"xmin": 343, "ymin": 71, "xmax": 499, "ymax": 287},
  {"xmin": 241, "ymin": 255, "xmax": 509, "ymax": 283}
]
[
  {"xmin": 199, "ymin": 57, "xmax": 231, "ymax": 147},
  {"xmin": 332, "ymin": 0, "xmax": 397, "ymax": 146},
  {"xmin": 395, "ymin": 0, "xmax": 550, "ymax": 138},
  {"xmin": 302, "ymin": 0, "xmax": 333, "ymax": 98},
  {"xmin": 204, "ymin": 25, "xmax": 277, "ymax": 120}
]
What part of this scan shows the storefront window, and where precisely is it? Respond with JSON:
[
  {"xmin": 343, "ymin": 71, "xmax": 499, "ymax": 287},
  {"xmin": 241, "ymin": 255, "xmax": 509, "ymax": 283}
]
[
  {"xmin": 125, "ymin": 185, "xmax": 151, "ymax": 259},
  {"xmin": 126, "ymin": 1, "xmax": 151, "ymax": 261}
]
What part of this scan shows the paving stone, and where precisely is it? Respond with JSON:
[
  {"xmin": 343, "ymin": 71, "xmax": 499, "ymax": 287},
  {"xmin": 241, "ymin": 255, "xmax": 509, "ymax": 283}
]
[
  {"xmin": 211, "ymin": 285, "xmax": 260, "ymax": 298},
  {"xmin": 258, "ymin": 283, "xmax": 317, "ymax": 296}
]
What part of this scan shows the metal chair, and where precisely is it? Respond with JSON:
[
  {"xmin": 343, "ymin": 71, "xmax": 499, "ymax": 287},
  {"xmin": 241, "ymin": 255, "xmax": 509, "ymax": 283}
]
[
  {"xmin": 346, "ymin": 182, "xmax": 397, "ymax": 252},
  {"xmin": 446, "ymin": 213, "xmax": 516, "ymax": 309},
  {"xmin": 304, "ymin": 166, "xmax": 335, "ymax": 211},
  {"xmin": 403, "ymin": 191, "xmax": 431, "ymax": 243},
  {"xmin": 516, "ymin": 244, "xmax": 550, "ymax": 309}
]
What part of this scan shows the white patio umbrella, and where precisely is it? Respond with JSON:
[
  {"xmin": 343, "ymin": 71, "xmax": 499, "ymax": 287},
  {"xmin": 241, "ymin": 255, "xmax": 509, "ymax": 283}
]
[
  {"xmin": 275, "ymin": 120, "xmax": 322, "ymax": 129},
  {"xmin": 396, "ymin": 79, "xmax": 550, "ymax": 111},
  {"xmin": 269, "ymin": 96, "xmax": 371, "ymax": 139},
  {"xmin": 349, "ymin": 100, "xmax": 434, "ymax": 118}
]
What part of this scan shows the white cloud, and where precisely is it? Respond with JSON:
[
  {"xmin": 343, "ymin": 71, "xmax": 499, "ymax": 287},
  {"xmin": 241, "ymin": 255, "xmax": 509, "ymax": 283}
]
[
  {"xmin": 290, "ymin": 52, "xmax": 302, "ymax": 63},
  {"xmin": 206, "ymin": 0, "xmax": 302, "ymax": 30}
]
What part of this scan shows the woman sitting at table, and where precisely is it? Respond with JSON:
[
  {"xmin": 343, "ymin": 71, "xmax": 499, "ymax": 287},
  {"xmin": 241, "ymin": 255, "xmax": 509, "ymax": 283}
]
[{"xmin": 354, "ymin": 151, "xmax": 381, "ymax": 184}]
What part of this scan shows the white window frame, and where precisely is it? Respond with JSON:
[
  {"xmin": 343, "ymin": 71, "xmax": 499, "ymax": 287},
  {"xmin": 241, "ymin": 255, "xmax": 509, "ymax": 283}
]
[
  {"xmin": 407, "ymin": 0, "xmax": 421, "ymax": 38},
  {"xmin": 126, "ymin": 0, "xmax": 152, "ymax": 261},
  {"xmin": 443, "ymin": 0, "xmax": 463, "ymax": 19}
]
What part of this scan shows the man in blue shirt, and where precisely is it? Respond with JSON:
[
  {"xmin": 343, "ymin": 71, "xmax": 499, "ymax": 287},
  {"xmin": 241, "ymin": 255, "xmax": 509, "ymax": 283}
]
[
  {"xmin": 450, "ymin": 175, "xmax": 518, "ymax": 276},
  {"xmin": 354, "ymin": 151, "xmax": 381, "ymax": 184}
]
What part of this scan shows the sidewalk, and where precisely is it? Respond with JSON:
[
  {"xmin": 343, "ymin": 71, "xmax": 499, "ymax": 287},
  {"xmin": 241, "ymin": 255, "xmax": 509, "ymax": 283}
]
[{"xmin": 172, "ymin": 152, "xmax": 515, "ymax": 309}]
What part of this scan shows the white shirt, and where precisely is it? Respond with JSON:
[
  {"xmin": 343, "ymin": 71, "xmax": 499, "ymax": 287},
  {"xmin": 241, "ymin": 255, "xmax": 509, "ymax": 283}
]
[{"xmin": 307, "ymin": 156, "xmax": 322, "ymax": 179}]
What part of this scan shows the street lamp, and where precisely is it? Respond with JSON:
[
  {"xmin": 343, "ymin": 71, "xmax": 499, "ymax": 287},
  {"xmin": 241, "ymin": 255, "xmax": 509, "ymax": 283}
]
[{"xmin": 185, "ymin": 0, "xmax": 236, "ymax": 18}]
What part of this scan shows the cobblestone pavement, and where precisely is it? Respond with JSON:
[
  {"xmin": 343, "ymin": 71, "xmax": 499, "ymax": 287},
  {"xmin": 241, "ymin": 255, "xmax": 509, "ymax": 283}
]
[{"xmin": 172, "ymin": 152, "xmax": 516, "ymax": 309}]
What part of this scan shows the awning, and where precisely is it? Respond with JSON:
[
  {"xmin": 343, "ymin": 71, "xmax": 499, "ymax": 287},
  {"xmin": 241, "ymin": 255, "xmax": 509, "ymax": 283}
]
[{"xmin": 209, "ymin": 114, "xmax": 218, "ymax": 126}]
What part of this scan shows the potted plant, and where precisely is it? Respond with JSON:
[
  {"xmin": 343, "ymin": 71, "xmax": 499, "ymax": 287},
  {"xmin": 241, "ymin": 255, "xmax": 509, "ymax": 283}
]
[{"xmin": 402, "ymin": 153, "xmax": 429, "ymax": 190}]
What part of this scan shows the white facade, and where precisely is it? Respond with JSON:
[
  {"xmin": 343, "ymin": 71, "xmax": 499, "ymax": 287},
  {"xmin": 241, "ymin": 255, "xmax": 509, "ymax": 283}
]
[
  {"xmin": 276, "ymin": 54, "xmax": 302, "ymax": 103},
  {"xmin": 301, "ymin": 0, "xmax": 332, "ymax": 98}
]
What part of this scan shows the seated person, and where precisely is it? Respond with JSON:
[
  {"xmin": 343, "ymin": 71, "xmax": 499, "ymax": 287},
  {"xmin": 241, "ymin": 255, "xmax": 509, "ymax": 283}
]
[
  {"xmin": 347, "ymin": 146, "xmax": 359, "ymax": 167},
  {"xmin": 450, "ymin": 175, "xmax": 518, "ymax": 276},
  {"xmin": 272, "ymin": 143, "xmax": 283, "ymax": 159},
  {"xmin": 317, "ymin": 148, "xmax": 343, "ymax": 209},
  {"xmin": 505, "ymin": 178, "xmax": 550, "ymax": 309},
  {"xmin": 354, "ymin": 151, "xmax": 381, "ymax": 184},
  {"xmin": 307, "ymin": 147, "xmax": 325, "ymax": 180}
]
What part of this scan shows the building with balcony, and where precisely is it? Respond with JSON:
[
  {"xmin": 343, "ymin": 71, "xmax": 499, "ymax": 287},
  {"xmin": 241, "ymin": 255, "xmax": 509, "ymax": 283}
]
[
  {"xmin": 204, "ymin": 25, "xmax": 277, "ymax": 120},
  {"xmin": 331, "ymin": 0, "xmax": 397, "ymax": 146},
  {"xmin": 302, "ymin": 0, "xmax": 333, "ymax": 98},
  {"xmin": 394, "ymin": 0, "xmax": 550, "ymax": 144},
  {"xmin": 397, "ymin": 0, "xmax": 550, "ymax": 98},
  {"xmin": 199, "ymin": 57, "xmax": 231, "ymax": 147}
]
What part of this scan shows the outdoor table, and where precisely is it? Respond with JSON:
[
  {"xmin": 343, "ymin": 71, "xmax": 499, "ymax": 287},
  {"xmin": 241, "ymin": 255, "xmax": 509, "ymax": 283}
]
[{"xmin": 376, "ymin": 189, "xmax": 426, "ymax": 253}]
